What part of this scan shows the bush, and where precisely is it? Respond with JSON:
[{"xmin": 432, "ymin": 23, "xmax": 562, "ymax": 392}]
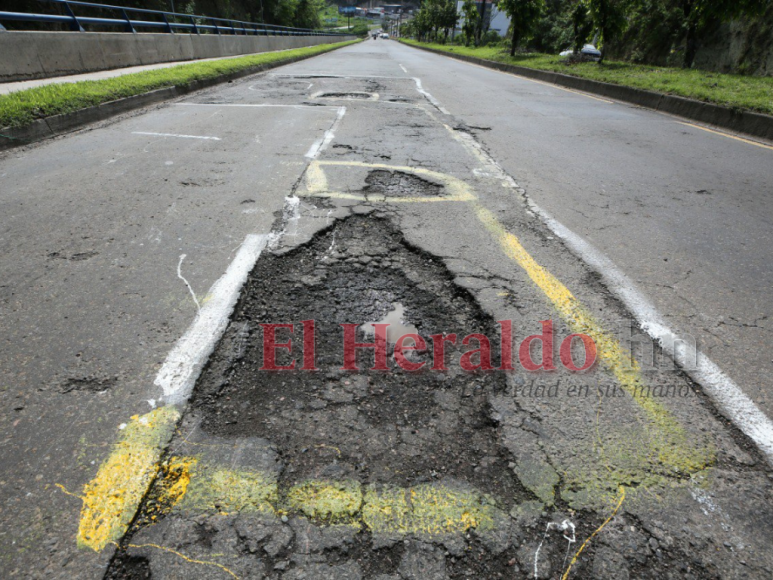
[
  {"xmin": 479, "ymin": 30, "xmax": 503, "ymax": 47},
  {"xmin": 350, "ymin": 24, "xmax": 369, "ymax": 36}
]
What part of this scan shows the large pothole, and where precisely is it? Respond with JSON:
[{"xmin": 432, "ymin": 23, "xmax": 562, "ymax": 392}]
[{"xmin": 192, "ymin": 216, "xmax": 521, "ymax": 502}]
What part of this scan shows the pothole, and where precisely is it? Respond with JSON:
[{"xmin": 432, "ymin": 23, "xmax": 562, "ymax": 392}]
[
  {"xmin": 192, "ymin": 216, "xmax": 517, "ymax": 499},
  {"xmin": 313, "ymin": 91, "xmax": 380, "ymax": 101},
  {"xmin": 107, "ymin": 216, "xmax": 690, "ymax": 580},
  {"xmin": 363, "ymin": 170, "xmax": 444, "ymax": 197}
]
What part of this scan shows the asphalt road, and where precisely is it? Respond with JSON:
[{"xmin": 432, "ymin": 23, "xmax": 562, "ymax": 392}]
[
  {"xmin": 0, "ymin": 39, "xmax": 772, "ymax": 579},
  {"xmin": 385, "ymin": 41, "xmax": 773, "ymax": 415}
]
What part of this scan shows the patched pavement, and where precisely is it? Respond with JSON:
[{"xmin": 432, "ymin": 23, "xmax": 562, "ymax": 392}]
[{"xmin": 2, "ymin": 41, "xmax": 773, "ymax": 579}]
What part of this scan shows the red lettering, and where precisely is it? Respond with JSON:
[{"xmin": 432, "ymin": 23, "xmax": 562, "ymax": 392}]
[
  {"xmin": 460, "ymin": 333, "xmax": 494, "ymax": 371},
  {"xmin": 430, "ymin": 333, "xmax": 457, "ymax": 371},
  {"xmin": 260, "ymin": 323, "xmax": 296, "ymax": 371},
  {"xmin": 340, "ymin": 324, "xmax": 389, "ymax": 371},
  {"xmin": 560, "ymin": 334, "xmax": 597, "ymax": 372},
  {"xmin": 519, "ymin": 320, "xmax": 556, "ymax": 371},
  {"xmin": 301, "ymin": 319, "xmax": 319, "ymax": 371},
  {"xmin": 394, "ymin": 334, "xmax": 426, "ymax": 372},
  {"xmin": 498, "ymin": 320, "xmax": 514, "ymax": 370}
]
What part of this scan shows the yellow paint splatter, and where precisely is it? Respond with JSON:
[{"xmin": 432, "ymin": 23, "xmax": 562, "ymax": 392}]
[{"xmin": 77, "ymin": 406, "xmax": 180, "ymax": 551}]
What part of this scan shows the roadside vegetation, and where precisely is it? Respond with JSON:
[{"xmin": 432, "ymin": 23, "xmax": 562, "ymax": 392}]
[
  {"xmin": 402, "ymin": 39, "xmax": 773, "ymax": 115},
  {"xmin": 0, "ymin": 40, "xmax": 358, "ymax": 130},
  {"xmin": 405, "ymin": 0, "xmax": 772, "ymax": 70}
]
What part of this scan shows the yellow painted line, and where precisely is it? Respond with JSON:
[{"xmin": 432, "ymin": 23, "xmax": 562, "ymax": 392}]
[
  {"xmin": 156, "ymin": 463, "xmax": 501, "ymax": 538},
  {"xmin": 302, "ymin": 160, "xmax": 476, "ymax": 202},
  {"xmin": 76, "ymin": 406, "xmax": 180, "ymax": 551},
  {"xmin": 287, "ymin": 480, "xmax": 363, "ymax": 522},
  {"xmin": 472, "ymin": 202, "xmax": 712, "ymax": 472},
  {"xmin": 304, "ymin": 159, "xmax": 329, "ymax": 193},
  {"xmin": 678, "ymin": 121, "xmax": 773, "ymax": 152}
]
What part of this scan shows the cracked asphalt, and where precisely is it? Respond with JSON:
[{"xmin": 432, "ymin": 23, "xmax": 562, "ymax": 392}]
[{"xmin": 1, "ymin": 40, "xmax": 773, "ymax": 579}]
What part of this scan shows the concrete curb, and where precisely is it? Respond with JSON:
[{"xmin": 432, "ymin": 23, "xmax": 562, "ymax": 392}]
[
  {"xmin": 401, "ymin": 41, "xmax": 773, "ymax": 142},
  {"xmin": 0, "ymin": 43, "xmax": 355, "ymax": 152}
]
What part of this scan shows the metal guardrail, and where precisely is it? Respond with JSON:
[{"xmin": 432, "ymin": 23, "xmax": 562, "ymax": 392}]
[{"xmin": 0, "ymin": 0, "xmax": 350, "ymax": 36}]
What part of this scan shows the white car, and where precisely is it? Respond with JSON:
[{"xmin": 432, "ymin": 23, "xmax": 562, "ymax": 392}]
[
  {"xmin": 559, "ymin": 44, "xmax": 602, "ymax": 62},
  {"xmin": 380, "ymin": 33, "xmax": 389, "ymax": 39}
]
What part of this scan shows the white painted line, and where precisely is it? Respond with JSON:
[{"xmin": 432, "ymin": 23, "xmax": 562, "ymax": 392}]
[
  {"xmin": 132, "ymin": 131, "xmax": 221, "ymax": 141},
  {"xmin": 413, "ymin": 77, "xmax": 450, "ymax": 115},
  {"xmin": 530, "ymin": 202, "xmax": 773, "ymax": 463},
  {"xmin": 444, "ymin": 116, "xmax": 773, "ymax": 464},
  {"xmin": 156, "ymin": 234, "xmax": 269, "ymax": 405},
  {"xmin": 305, "ymin": 106, "xmax": 346, "ymax": 159},
  {"xmin": 399, "ymin": 64, "xmax": 408, "ymax": 73}
]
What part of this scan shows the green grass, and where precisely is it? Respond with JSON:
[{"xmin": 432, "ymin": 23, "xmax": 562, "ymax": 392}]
[
  {"xmin": 0, "ymin": 40, "xmax": 359, "ymax": 129},
  {"xmin": 403, "ymin": 40, "xmax": 773, "ymax": 116}
]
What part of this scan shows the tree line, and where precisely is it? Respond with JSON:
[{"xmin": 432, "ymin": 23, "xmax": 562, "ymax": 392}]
[{"xmin": 404, "ymin": 0, "xmax": 771, "ymax": 68}]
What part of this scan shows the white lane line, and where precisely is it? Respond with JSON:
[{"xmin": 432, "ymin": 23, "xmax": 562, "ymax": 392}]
[
  {"xmin": 305, "ymin": 106, "xmax": 346, "ymax": 159},
  {"xmin": 530, "ymin": 203, "xmax": 773, "ymax": 463},
  {"xmin": 413, "ymin": 77, "xmax": 450, "ymax": 115},
  {"xmin": 399, "ymin": 64, "xmax": 408, "ymax": 73},
  {"xmin": 132, "ymin": 131, "xmax": 221, "ymax": 141},
  {"xmin": 444, "ymin": 116, "xmax": 773, "ymax": 464},
  {"xmin": 156, "ymin": 234, "xmax": 269, "ymax": 405}
]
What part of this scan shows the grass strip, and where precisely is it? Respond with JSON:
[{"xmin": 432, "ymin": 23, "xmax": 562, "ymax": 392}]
[
  {"xmin": 402, "ymin": 40, "xmax": 773, "ymax": 116},
  {"xmin": 0, "ymin": 39, "xmax": 359, "ymax": 129}
]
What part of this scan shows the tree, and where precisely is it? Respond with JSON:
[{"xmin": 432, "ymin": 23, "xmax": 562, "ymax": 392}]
[
  {"xmin": 497, "ymin": 0, "xmax": 545, "ymax": 55},
  {"xmin": 680, "ymin": 0, "xmax": 769, "ymax": 68},
  {"xmin": 587, "ymin": 0, "xmax": 627, "ymax": 62},
  {"xmin": 461, "ymin": 0, "xmax": 480, "ymax": 45},
  {"xmin": 569, "ymin": 0, "xmax": 592, "ymax": 53},
  {"xmin": 440, "ymin": 0, "xmax": 459, "ymax": 41}
]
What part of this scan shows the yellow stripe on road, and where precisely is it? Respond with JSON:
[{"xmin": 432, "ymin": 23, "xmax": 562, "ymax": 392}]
[
  {"xmin": 472, "ymin": 202, "xmax": 712, "ymax": 473},
  {"xmin": 678, "ymin": 121, "xmax": 773, "ymax": 151},
  {"xmin": 76, "ymin": 406, "xmax": 180, "ymax": 551}
]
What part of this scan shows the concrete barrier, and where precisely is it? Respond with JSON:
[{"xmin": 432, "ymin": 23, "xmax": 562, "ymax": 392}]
[{"xmin": 0, "ymin": 32, "xmax": 356, "ymax": 82}]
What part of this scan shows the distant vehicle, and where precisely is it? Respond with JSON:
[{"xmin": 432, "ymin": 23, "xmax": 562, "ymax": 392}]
[
  {"xmin": 559, "ymin": 44, "xmax": 602, "ymax": 62},
  {"xmin": 380, "ymin": 33, "xmax": 389, "ymax": 39}
]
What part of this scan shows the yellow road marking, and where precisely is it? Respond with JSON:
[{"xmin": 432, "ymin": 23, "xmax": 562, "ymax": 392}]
[
  {"xmin": 155, "ymin": 464, "xmax": 501, "ymax": 538},
  {"xmin": 302, "ymin": 160, "xmax": 476, "ymax": 202},
  {"xmin": 472, "ymin": 202, "xmax": 711, "ymax": 472},
  {"xmin": 76, "ymin": 406, "xmax": 180, "ymax": 551},
  {"xmin": 678, "ymin": 121, "xmax": 773, "ymax": 151}
]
